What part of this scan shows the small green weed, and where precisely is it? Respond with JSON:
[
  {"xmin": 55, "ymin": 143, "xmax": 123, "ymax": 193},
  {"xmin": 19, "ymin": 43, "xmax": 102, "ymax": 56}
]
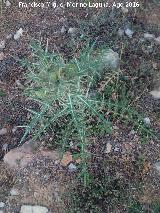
[{"xmin": 0, "ymin": 89, "xmax": 6, "ymax": 97}]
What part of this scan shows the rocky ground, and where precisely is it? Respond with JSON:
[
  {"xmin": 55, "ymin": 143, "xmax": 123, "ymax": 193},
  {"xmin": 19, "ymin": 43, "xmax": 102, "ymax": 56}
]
[{"xmin": 0, "ymin": 0, "xmax": 160, "ymax": 212}]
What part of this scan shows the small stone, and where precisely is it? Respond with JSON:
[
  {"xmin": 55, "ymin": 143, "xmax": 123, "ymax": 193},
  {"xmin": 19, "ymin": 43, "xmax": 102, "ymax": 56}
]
[
  {"xmin": 0, "ymin": 128, "xmax": 7, "ymax": 135},
  {"xmin": 6, "ymin": 34, "xmax": 12, "ymax": 39},
  {"xmin": 146, "ymin": 45, "xmax": 153, "ymax": 54},
  {"xmin": 14, "ymin": 28, "xmax": 23, "ymax": 40},
  {"xmin": 20, "ymin": 205, "xmax": 32, "ymax": 213},
  {"xmin": 150, "ymin": 88, "xmax": 160, "ymax": 99},
  {"xmin": 15, "ymin": 79, "xmax": 23, "ymax": 88},
  {"xmin": 0, "ymin": 52, "xmax": 5, "ymax": 61},
  {"xmin": 12, "ymin": 126, "xmax": 18, "ymax": 133},
  {"xmin": 144, "ymin": 117, "xmax": 151, "ymax": 126},
  {"xmin": 152, "ymin": 62, "xmax": 158, "ymax": 69},
  {"xmin": 69, "ymin": 141, "xmax": 74, "ymax": 148},
  {"xmin": 33, "ymin": 191, "xmax": 39, "ymax": 198},
  {"xmin": 105, "ymin": 142, "xmax": 112, "ymax": 154},
  {"xmin": 20, "ymin": 205, "xmax": 48, "ymax": 213},
  {"xmin": 60, "ymin": 26, "xmax": 66, "ymax": 34},
  {"xmin": 32, "ymin": 206, "xmax": 48, "ymax": 213},
  {"xmin": 153, "ymin": 162, "xmax": 160, "ymax": 175},
  {"xmin": 5, "ymin": 0, "xmax": 11, "ymax": 7},
  {"xmin": 143, "ymin": 33, "xmax": 155, "ymax": 41},
  {"xmin": 125, "ymin": 28, "xmax": 134, "ymax": 38},
  {"xmin": 68, "ymin": 163, "xmax": 77, "ymax": 172},
  {"xmin": 113, "ymin": 125, "xmax": 119, "ymax": 130},
  {"xmin": 118, "ymin": 28, "xmax": 124, "ymax": 37},
  {"xmin": 154, "ymin": 36, "xmax": 160, "ymax": 45},
  {"xmin": 10, "ymin": 188, "xmax": 19, "ymax": 196},
  {"xmin": 0, "ymin": 211, "xmax": 4, "ymax": 213},
  {"xmin": 68, "ymin": 27, "xmax": 77, "ymax": 35},
  {"xmin": 0, "ymin": 202, "xmax": 5, "ymax": 208},
  {"xmin": 114, "ymin": 146, "xmax": 120, "ymax": 152},
  {"xmin": 0, "ymin": 40, "xmax": 5, "ymax": 49},
  {"xmin": 2, "ymin": 143, "xmax": 8, "ymax": 153}
]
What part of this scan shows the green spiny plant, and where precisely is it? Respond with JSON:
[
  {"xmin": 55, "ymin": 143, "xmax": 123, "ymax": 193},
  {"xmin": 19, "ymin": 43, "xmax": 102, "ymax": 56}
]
[
  {"xmin": 21, "ymin": 40, "xmax": 158, "ymax": 189},
  {"xmin": 21, "ymin": 41, "xmax": 113, "ymax": 185}
]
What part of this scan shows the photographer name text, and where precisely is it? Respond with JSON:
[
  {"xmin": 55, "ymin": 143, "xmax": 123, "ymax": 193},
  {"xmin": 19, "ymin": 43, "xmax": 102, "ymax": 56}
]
[{"xmin": 18, "ymin": 1, "xmax": 140, "ymax": 9}]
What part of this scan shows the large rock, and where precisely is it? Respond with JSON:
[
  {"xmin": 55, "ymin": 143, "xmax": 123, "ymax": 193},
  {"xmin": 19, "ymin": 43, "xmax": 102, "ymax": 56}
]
[{"xmin": 3, "ymin": 142, "xmax": 60, "ymax": 169}]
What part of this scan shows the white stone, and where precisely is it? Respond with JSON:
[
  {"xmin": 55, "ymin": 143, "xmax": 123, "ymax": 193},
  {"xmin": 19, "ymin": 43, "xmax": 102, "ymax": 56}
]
[
  {"xmin": 68, "ymin": 163, "xmax": 77, "ymax": 172},
  {"xmin": 0, "ymin": 211, "xmax": 4, "ymax": 213},
  {"xmin": 114, "ymin": 146, "xmax": 120, "ymax": 152},
  {"xmin": 20, "ymin": 205, "xmax": 48, "ymax": 213},
  {"xmin": 10, "ymin": 188, "xmax": 19, "ymax": 196},
  {"xmin": 33, "ymin": 206, "xmax": 48, "ymax": 213},
  {"xmin": 153, "ymin": 162, "xmax": 160, "ymax": 174},
  {"xmin": 101, "ymin": 49, "xmax": 120, "ymax": 70},
  {"xmin": 5, "ymin": 0, "xmax": 11, "ymax": 7},
  {"xmin": 144, "ymin": 33, "xmax": 155, "ymax": 41},
  {"xmin": 20, "ymin": 206, "xmax": 32, "ymax": 213},
  {"xmin": 14, "ymin": 28, "xmax": 23, "ymax": 40},
  {"xmin": 0, "ymin": 202, "xmax": 5, "ymax": 208},
  {"xmin": 2, "ymin": 143, "xmax": 8, "ymax": 153},
  {"xmin": 118, "ymin": 28, "xmax": 124, "ymax": 37},
  {"xmin": 0, "ymin": 40, "xmax": 5, "ymax": 49},
  {"xmin": 154, "ymin": 36, "xmax": 160, "ymax": 45},
  {"xmin": 113, "ymin": 125, "xmax": 119, "ymax": 130},
  {"xmin": 12, "ymin": 126, "xmax": 18, "ymax": 133},
  {"xmin": 105, "ymin": 142, "xmax": 112, "ymax": 154},
  {"xmin": 0, "ymin": 52, "xmax": 5, "ymax": 61},
  {"xmin": 6, "ymin": 34, "xmax": 12, "ymax": 39},
  {"xmin": 144, "ymin": 117, "xmax": 151, "ymax": 126},
  {"xmin": 68, "ymin": 27, "xmax": 77, "ymax": 35},
  {"xmin": 125, "ymin": 28, "xmax": 134, "ymax": 38},
  {"xmin": 0, "ymin": 128, "xmax": 7, "ymax": 135},
  {"xmin": 150, "ymin": 88, "xmax": 160, "ymax": 99}
]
